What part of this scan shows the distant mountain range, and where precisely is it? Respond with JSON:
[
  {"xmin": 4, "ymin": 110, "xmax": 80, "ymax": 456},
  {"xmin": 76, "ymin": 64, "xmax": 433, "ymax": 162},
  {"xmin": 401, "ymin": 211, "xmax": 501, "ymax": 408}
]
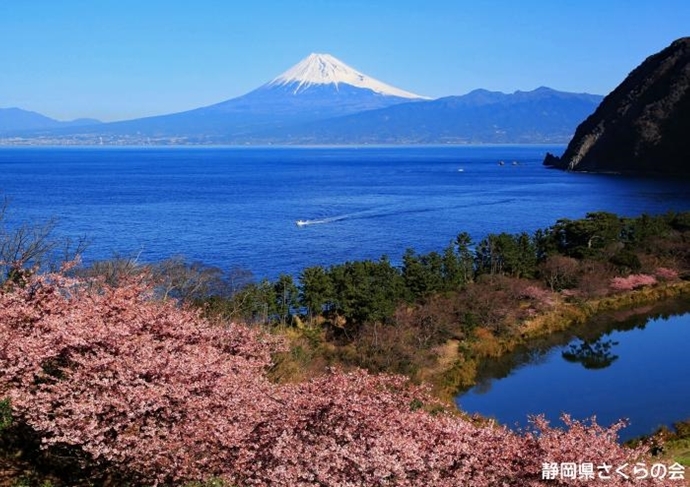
[
  {"xmin": 0, "ymin": 107, "xmax": 101, "ymax": 133},
  {"xmin": 0, "ymin": 53, "xmax": 602, "ymax": 145},
  {"xmin": 271, "ymin": 86, "xmax": 602, "ymax": 144}
]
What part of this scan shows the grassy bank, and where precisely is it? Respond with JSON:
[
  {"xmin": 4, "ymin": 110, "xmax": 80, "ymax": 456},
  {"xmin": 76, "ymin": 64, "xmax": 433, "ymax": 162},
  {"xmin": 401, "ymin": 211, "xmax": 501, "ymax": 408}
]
[{"xmin": 270, "ymin": 278, "xmax": 690, "ymax": 403}]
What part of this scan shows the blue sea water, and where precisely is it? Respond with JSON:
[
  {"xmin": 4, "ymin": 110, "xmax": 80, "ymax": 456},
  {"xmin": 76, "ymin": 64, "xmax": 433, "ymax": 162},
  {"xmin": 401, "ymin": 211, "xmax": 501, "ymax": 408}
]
[{"xmin": 1, "ymin": 145, "xmax": 689, "ymax": 279}]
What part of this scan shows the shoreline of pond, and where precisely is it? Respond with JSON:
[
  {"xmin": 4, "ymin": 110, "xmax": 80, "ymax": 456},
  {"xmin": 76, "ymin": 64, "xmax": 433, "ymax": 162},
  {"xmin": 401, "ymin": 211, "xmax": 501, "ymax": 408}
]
[{"xmin": 428, "ymin": 279, "xmax": 690, "ymax": 400}]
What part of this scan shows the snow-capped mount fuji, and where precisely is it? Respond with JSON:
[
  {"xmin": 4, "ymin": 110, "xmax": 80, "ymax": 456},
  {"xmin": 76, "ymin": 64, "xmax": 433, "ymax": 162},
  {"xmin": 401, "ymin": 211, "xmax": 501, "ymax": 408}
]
[
  {"xmin": 200, "ymin": 52, "xmax": 429, "ymax": 121},
  {"xmin": 266, "ymin": 53, "xmax": 427, "ymax": 99},
  {"xmin": 29, "ymin": 52, "xmax": 428, "ymax": 142}
]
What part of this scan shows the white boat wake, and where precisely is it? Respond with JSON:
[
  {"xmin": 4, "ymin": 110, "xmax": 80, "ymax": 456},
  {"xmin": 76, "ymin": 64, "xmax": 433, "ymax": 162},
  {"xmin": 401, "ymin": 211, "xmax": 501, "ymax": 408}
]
[
  {"xmin": 296, "ymin": 198, "xmax": 517, "ymax": 227},
  {"xmin": 295, "ymin": 215, "xmax": 349, "ymax": 226}
]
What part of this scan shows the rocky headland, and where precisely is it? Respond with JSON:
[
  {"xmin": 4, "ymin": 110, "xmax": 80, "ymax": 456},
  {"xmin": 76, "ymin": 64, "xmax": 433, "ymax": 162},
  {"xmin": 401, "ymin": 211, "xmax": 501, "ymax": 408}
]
[{"xmin": 544, "ymin": 37, "xmax": 690, "ymax": 175}]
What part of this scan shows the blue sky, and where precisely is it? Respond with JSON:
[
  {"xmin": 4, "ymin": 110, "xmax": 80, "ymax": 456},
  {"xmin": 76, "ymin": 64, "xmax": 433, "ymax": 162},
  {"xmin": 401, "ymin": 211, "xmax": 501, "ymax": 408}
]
[{"xmin": 1, "ymin": 1, "xmax": 688, "ymax": 121}]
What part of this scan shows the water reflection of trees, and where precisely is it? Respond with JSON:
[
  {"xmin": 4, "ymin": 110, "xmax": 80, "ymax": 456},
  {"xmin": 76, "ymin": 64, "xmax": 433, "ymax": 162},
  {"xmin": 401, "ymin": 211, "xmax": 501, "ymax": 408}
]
[
  {"xmin": 462, "ymin": 297, "xmax": 690, "ymax": 394},
  {"xmin": 559, "ymin": 299, "xmax": 689, "ymax": 370},
  {"xmin": 561, "ymin": 338, "xmax": 619, "ymax": 369}
]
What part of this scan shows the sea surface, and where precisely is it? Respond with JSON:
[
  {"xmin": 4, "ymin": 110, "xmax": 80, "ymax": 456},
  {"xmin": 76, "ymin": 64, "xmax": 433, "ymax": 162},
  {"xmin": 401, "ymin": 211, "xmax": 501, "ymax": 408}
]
[{"xmin": 1, "ymin": 145, "xmax": 690, "ymax": 279}]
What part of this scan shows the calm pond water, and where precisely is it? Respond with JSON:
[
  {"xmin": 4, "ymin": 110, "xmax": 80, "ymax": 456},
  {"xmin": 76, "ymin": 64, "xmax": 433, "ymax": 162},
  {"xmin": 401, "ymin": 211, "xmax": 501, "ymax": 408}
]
[{"xmin": 456, "ymin": 299, "xmax": 690, "ymax": 441}]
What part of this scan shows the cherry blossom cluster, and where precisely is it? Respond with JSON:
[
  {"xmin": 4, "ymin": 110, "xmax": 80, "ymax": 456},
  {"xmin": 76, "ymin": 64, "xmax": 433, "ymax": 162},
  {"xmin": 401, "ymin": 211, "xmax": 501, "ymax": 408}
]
[
  {"xmin": 653, "ymin": 267, "xmax": 679, "ymax": 281},
  {"xmin": 609, "ymin": 273, "xmax": 658, "ymax": 291},
  {"xmin": 520, "ymin": 284, "xmax": 557, "ymax": 307},
  {"xmin": 0, "ymin": 271, "xmax": 662, "ymax": 485}
]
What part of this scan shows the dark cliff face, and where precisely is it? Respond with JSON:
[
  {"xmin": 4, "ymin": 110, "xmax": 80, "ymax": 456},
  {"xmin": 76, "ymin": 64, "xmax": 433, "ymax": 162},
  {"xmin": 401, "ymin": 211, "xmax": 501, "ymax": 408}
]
[{"xmin": 544, "ymin": 37, "xmax": 690, "ymax": 175}]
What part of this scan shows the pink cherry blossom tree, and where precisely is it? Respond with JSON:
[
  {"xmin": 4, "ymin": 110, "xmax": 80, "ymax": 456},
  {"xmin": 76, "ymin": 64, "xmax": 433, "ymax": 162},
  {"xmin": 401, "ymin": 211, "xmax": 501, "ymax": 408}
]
[
  {"xmin": 610, "ymin": 274, "xmax": 658, "ymax": 291},
  {"xmin": 0, "ymin": 270, "xmax": 664, "ymax": 486}
]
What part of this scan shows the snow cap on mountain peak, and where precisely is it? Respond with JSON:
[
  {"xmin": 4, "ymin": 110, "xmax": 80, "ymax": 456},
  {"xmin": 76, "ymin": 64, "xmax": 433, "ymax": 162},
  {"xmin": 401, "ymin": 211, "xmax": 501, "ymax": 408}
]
[{"xmin": 268, "ymin": 53, "xmax": 427, "ymax": 99}]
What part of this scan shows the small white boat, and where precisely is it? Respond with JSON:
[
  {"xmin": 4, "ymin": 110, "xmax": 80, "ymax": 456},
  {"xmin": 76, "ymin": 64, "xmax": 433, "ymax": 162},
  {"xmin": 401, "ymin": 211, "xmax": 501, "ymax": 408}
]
[{"xmin": 296, "ymin": 220, "xmax": 309, "ymax": 227}]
